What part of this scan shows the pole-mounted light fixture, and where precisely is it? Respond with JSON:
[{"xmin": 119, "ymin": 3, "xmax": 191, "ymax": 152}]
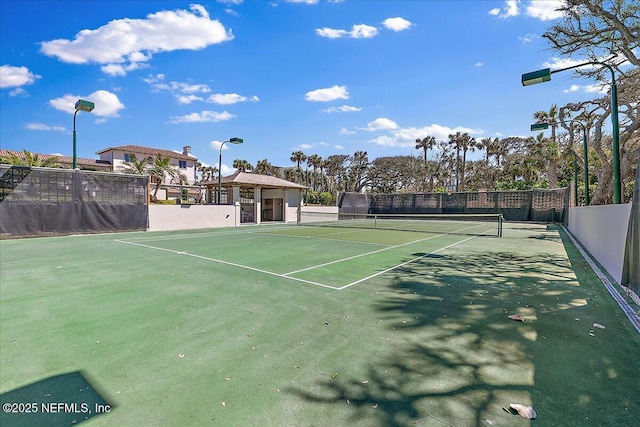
[
  {"xmin": 218, "ymin": 137, "xmax": 244, "ymax": 204},
  {"xmin": 72, "ymin": 99, "xmax": 95, "ymax": 169},
  {"xmin": 522, "ymin": 61, "xmax": 621, "ymax": 203}
]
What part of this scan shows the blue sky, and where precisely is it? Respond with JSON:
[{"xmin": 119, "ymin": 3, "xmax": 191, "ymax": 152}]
[{"xmin": 0, "ymin": 0, "xmax": 606, "ymax": 174}]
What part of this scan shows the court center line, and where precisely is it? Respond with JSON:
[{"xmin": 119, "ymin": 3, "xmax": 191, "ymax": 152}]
[
  {"xmin": 283, "ymin": 222, "xmax": 494, "ymax": 276},
  {"xmin": 337, "ymin": 231, "xmax": 490, "ymax": 290},
  {"xmin": 282, "ymin": 232, "xmax": 447, "ymax": 276},
  {"xmin": 113, "ymin": 239, "xmax": 340, "ymax": 290}
]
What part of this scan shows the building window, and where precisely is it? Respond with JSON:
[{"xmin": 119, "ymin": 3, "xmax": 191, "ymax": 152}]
[
  {"xmin": 179, "ymin": 160, "xmax": 187, "ymax": 169},
  {"xmin": 124, "ymin": 153, "xmax": 131, "ymax": 162}
]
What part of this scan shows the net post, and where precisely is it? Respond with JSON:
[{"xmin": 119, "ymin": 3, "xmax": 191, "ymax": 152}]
[{"xmin": 498, "ymin": 214, "xmax": 503, "ymax": 237}]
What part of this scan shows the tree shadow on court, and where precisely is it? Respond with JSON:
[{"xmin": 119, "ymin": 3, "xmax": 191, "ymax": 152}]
[
  {"xmin": 0, "ymin": 371, "xmax": 115, "ymax": 426},
  {"xmin": 287, "ymin": 245, "xmax": 639, "ymax": 426}
]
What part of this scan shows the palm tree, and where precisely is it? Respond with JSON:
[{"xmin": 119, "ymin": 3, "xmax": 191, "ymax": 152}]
[
  {"xmin": 149, "ymin": 154, "xmax": 184, "ymax": 200},
  {"xmin": 459, "ymin": 134, "xmax": 479, "ymax": 192},
  {"xmin": 533, "ymin": 104, "xmax": 560, "ymax": 188},
  {"xmin": 448, "ymin": 132, "xmax": 464, "ymax": 192},
  {"xmin": 415, "ymin": 136, "xmax": 437, "ymax": 192},
  {"xmin": 232, "ymin": 159, "xmax": 253, "ymax": 172},
  {"xmin": 0, "ymin": 149, "xmax": 60, "ymax": 168},
  {"xmin": 415, "ymin": 136, "xmax": 436, "ymax": 166},
  {"xmin": 290, "ymin": 151, "xmax": 307, "ymax": 183},
  {"xmin": 255, "ymin": 159, "xmax": 273, "ymax": 175},
  {"xmin": 306, "ymin": 154, "xmax": 322, "ymax": 190},
  {"xmin": 118, "ymin": 154, "xmax": 151, "ymax": 175}
]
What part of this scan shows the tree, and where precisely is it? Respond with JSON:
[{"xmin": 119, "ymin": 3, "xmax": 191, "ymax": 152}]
[
  {"xmin": 0, "ymin": 149, "xmax": 60, "ymax": 168},
  {"xmin": 232, "ymin": 159, "xmax": 253, "ymax": 172},
  {"xmin": 346, "ymin": 151, "xmax": 369, "ymax": 192},
  {"xmin": 459, "ymin": 134, "xmax": 479, "ymax": 192},
  {"xmin": 118, "ymin": 154, "xmax": 150, "ymax": 175},
  {"xmin": 533, "ymin": 105, "xmax": 560, "ymax": 188},
  {"xmin": 149, "ymin": 154, "xmax": 185, "ymax": 200},
  {"xmin": 323, "ymin": 154, "xmax": 348, "ymax": 194},
  {"xmin": 447, "ymin": 132, "xmax": 463, "ymax": 192},
  {"xmin": 542, "ymin": 0, "xmax": 639, "ymax": 202},
  {"xmin": 255, "ymin": 159, "xmax": 273, "ymax": 175},
  {"xmin": 415, "ymin": 136, "xmax": 436, "ymax": 166},
  {"xmin": 306, "ymin": 154, "xmax": 323, "ymax": 191},
  {"xmin": 290, "ymin": 151, "xmax": 307, "ymax": 184}
]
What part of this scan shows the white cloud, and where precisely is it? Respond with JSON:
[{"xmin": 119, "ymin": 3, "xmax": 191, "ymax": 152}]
[
  {"xmin": 383, "ymin": 17, "xmax": 412, "ymax": 32},
  {"xmin": 543, "ymin": 57, "xmax": 598, "ymax": 70},
  {"xmin": 526, "ymin": 0, "xmax": 564, "ymax": 21},
  {"xmin": 207, "ymin": 93, "xmax": 260, "ymax": 104},
  {"xmin": 339, "ymin": 127, "xmax": 355, "ymax": 135},
  {"xmin": 10, "ymin": 88, "xmax": 27, "ymax": 97},
  {"xmin": 49, "ymin": 90, "xmax": 125, "ymax": 118},
  {"xmin": 217, "ymin": 0, "xmax": 243, "ymax": 4},
  {"xmin": 285, "ymin": 0, "xmax": 320, "ymax": 4},
  {"xmin": 361, "ymin": 117, "xmax": 398, "ymax": 131},
  {"xmin": 324, "ymin": 105, "xmax": 361, "ymax": 113},
  {"xmin": 316, "ymin": 24, "xmax": 378, "ymax": 39},
  {"xmin": 209, "ymin": 139, "xmax": 239, "ymax": 150},
  {"xmin": 143, "ymin": 74, "xmax": 214, "ymax": 104},
  {"xmin": 0, "ymin": 65, "xmax": 41, "ymax": 88},
  {"xmin": 519, "ymin": 33, "xmax": 538, "ymax": 43},
  {"xmin": 40, "ymin": 4, "xmax": 233, "ymax": 76},
  {"xmin": 367, "ymin": 123, "xmax": 483, "ymax": 148},
  {"xmin": 491, "ymin": 0, "xmax": 520, "ymax": 19},
  {"xmin": 315, "ymin": 28, "xmax": 348, "ymax": 39},
  {"xmin": 26, "ymin": 123, "xmax": 67, "ymax": 132},
  {"xmin": 169, "ymin": 110, "xmax": 235, "ymax": 123},
  {"xmin": 334, "ymin": 144, "xmax": 345, "ymax": 150},
  {"xmin": 563, "ymin": 83, "xmax": 608, "ymax": 94},
  {"xmin": 299, "ymin": 143, "xmax": 314, "ymax": 149},
  {"xmin": 350, "ymin": 24, "xmax": 378, "ymax": 39},
  {"xmin": 305, "ymin": 85, "xmax": 348, "ymax": 102},
  {"xmin": 475, "ymin": 62, "xmax": 484, "ymax": 67},
  {"xmin": 177, "ymin": 95, "xmax": 204, "ymax": 105}
]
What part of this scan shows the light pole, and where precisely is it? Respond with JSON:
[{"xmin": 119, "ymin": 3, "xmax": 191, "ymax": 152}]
[
  {"xmin": 531, "ymin": 122, "xmax": 587, "ymax": 206},
  {"xmin": 72, "ymin": 100, "xmax": 95, "ymax": 169},
  {"xmin": 218, "ymin": 137, "xmax": 243, "ymax": 204},
  {"xmin": 522, "ymin": 61, "xmax": 621, "ymax": 203}
]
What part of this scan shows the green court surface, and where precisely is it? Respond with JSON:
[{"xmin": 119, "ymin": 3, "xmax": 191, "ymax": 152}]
[{"xmin": 1, "ymin": 222, "xmax": 638, "ymax": 426}]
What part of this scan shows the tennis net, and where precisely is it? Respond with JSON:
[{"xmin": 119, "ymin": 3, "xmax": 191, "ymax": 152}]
[{"xmin": 297, "ymin": 211, "xmax": 503, "ymax": 237}]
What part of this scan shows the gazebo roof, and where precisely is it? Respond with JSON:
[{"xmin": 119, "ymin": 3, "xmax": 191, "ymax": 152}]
[{"xmin": 206, "ymin": 171, "xmax": 307, "ymax": 189}]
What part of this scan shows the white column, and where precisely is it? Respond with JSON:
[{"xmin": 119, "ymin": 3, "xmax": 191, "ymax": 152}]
[{"xmin": 254, "ymin": 187, "xmax": 261, "ymax": 224}]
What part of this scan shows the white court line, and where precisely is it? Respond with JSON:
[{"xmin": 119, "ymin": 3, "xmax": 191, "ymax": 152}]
[
  {"xmin": 283, "ymin": 232, "xmax": 446, "ymax": 275},
  {"xmin": 115, "ymin": 223, "xmax": 494, "ymax": 291},
  {"xmin": 114, "ymin": 239, "xmax": 340, "ymax": 290},
  {"xmin": 283, "ymin": 221, "xmax": 495, "ymax": 276},
  {"xmin": 337, "ymin": 231, "xmax": 492, "ymax": 290},
  {"xmin": 118, "ymin": 225, "xmax": 295, "ymax": 243}
]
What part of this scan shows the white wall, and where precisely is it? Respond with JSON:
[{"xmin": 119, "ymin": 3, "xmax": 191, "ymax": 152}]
[
  {"xmin": 148, "ymin": 204, "xmax": 239, "ymax": 231},
  {"xmin": 568, "ymin": 204, "xmax": 632, "ymax": 284},
  {"xmin": 148, "ymin": 202, "xmax": 339, "ymax": 230}
]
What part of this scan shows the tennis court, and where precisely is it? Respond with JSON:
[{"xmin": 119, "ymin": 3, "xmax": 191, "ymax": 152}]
[{"xmin": 1, "ymin": 220, "xmax": 639, "ymax": 426}]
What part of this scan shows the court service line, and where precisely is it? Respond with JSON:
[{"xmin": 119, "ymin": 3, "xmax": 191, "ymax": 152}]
[
  {"xmin": 114, "ymin": 239, "xmax": 340, "ymax": 290},
  {"xmin": 282, "ymin": 232, "xmax": 447, "ymax": 276},
  {"xmin": 283, "ymin": 222, "xmax": 494, "ymax": 276},
  {"xmin": 337, "ymin": 232, "xmax": 487, "ymax": 290}
]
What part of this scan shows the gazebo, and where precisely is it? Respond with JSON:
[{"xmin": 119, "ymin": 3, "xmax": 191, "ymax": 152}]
[{"xmin": 204, "ymin": 172, "xmax": 307, "ymax": 224}]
